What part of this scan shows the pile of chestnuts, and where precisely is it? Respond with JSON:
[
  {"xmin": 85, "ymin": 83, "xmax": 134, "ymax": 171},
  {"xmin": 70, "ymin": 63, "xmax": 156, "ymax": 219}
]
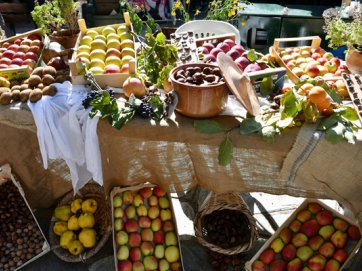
[
  {"xmin": 0, "ymin": 179, "xmax": 46, "ymax": 271},
  {"xmin": 207, "ymin": 249, "xmax": 248, "ymax": 271},
  {"xmin": 173, "ymin": 66, "xmax": 224, "ymax": 86}
]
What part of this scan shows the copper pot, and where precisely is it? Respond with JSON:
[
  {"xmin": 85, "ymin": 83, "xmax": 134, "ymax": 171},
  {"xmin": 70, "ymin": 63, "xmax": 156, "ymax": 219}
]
[
  {"xmin": 170, "ymin": 63, "xmax": 229, "ymax": 118},
  {"xmin": 346, "ymin": 44, "xmax": 362, "ymax": 75}
]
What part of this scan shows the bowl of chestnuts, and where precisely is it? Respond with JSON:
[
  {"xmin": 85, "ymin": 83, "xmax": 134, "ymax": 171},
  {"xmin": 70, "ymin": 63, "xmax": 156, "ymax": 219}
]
[{"xmin": 170, "ymin": 63, "xmax": 229, "ymax": 118}]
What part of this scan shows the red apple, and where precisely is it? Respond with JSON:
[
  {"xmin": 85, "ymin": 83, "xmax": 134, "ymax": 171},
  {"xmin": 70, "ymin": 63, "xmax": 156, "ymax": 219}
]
[
  {"xmin": 333, "ymin": 249, "xmax": 349, "ymax": 264},
  {"xmin": 308, "ymin": 254, "xmax": 327, "ymax": 271},
  {"xmin": 2, "ymin": 50, "xmax": 15, "ymax": 59},
  {"xmin": 308, "ymin": 235, "xmax": 325, "ymax": 251},
  {"xmin": 301, "ymin": 219, "xmax": 320, "ymax": 238},
  {"xmin": 289, "ymin": 219, "xmax": 302, "ymax": 233},
  {"xmin": 281, "ymin": 243, "xmax": 296, "ymax": 261},
  {"xmin": 203, "ymin": 54, "xmax": 217, "ymax": 63},
  {"xmin": 0, "ymin": 57, "xmax": 12, "ymax": 65},
  {"xmin": 347, "ymin": 225, "xmax": 361, "ymax": 240},
  {"xmin": 14, "ymin": 38, "xmax": 23, "ymax": 45},
  {"xmin": 140, "ymin": 187, "xmax": 153, "ymax": 199},
  {"xmin": 138, "ymin": 216, "xmax": 151, "ymax": 228},
  {"xmin": 270, "ymin": 258, "xmax": 287, "ymax": 271},
  {"xmin": 311, "ymin": 52, "xmax": 321, "ymax": 60},
  {"xmin": 279, "ymin": 227, "xmax": 292, "ymax": 244},
  {"xmin": 7, "ymin": 44, "xmax": 19, "ymax": 52},
  {"xmin": 10, "ymin": 58, "xmax": 23, "ymax": 66},
  {"xmin": 330, "ymin": 230, "xmax": 348, "ymax": 249},
  {"xmin": 223, "ymin": 38, "xmax": 236, "ymax": 49},
  {"xmin": 106, "ymin": 48, "xmax": 122, "ymax": 58},
  {"xmin": 216, "ymin": 42, "xmax": 230, "ymax": 53},
  {"xmin": 27, "ymin": 33, "xmax": 42, "ymax": 41},
  {"xmin": 226, "ymin": 49, "xmax": 240, "ymax": 60},
  {"xmin": 13, "ymin": 52, "xmax": 25, "ymax": 60},
  {"xmin": 287, "ymin": 257, "xmax": 303, "ymax": 271},
  {"xmin": 118, "ymin": 260, "xmax": 132, "ymax": 271},
  {"xmin": 0, "ymin": 64, "xmax": 9, "ymax": 69},
  {"xmin": 259, "ymin": 248, "xmax": 275, "ymax": 265},
  {"xmin": 292, "ymin": 233, "xmax": 308, "ymax": 247},
  {"xmin": 318, "ymin": 242, "xmax": 336, "ymax": 259},
  {"xmin": 330, "ymin": 57, "xmax": 341, "ymax": 67},
  {"xmin": 154, "ymin": 230, "xmax": 165, "ymax": 245},
  {"xmin": 316, "ymin": 210, "xmax": 334, "ymax": 226},
  {"xmin": 105, "ymin": 64, "xmax": 121, "ymax": 74},
  {"xmin": 210, "ymin": 48, "xmax": 223, "ymax": 58},
  {"xmin": 234, "ymin": 56, "xmax": 250, "ymax": 70},
  {"xmin": 232, "ymin": 44, "xmax": 246, "ymax": 55},
  {"xmin": 251, "ymin": 260, "xmax": 265, "ymax": 271},
  {"xmin": 24, "ymin": 52, "xmax": 38, "ymax": 62},
  {"xmin": 202, "ymin": 42, "xmax": 215, "ymax": 53},
  {"xmin": 28, "ymin": 45, "xmax": 40, "ymax": 55},
  {"xmin": 324, "ymin": 259, "xmax": 340, "ymax": 271},
  {"xmin": 198, "ymin": 46, "xmax": 209, "ymax": 54},
  {"xmin": 153, "ymin": 186, "xmax": 166, "ymax": 197},
  {"xmin": 128, "ymin": 232, "xmax": 142, "ymax": 247}
]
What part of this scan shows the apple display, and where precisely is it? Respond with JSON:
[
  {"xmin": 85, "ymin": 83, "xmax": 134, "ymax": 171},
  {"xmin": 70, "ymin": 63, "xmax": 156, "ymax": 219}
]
[
  {"xmin": 117, "ymin": 245, "xmax": 130, "ymax": 261},
  {"xmin": 164, "ymin": 246, "xmax": 180, "ymax": 263},
  {"xmin": 163, "ymin": 220, "xmax": 175, "ymax": 232},
  {"xmin": 107, "ymin": 33, "xmax": 120, "ymax": 42},
  {"xmin": 128, "ymin": 232, "xmax": 142, "ymax": 247},
  {"xmin": 125, "ymin": 219, "xmax": 139, "ymax": 233},
  {"xmin": 125, "ymin": 205, "xmax": 136, "ymax": 219},
  {"xmin": 114, "ymin": 207, "xmax": 124, "ymax": 219},
  {"xmin": 318, "ymin": 242, "xmax": 336, "ymax": 259},
  {"xmin": 136, "ymin": 205, "xmax": 148, "ymax": 217},
  {"xmin": 316, "ymin": 210, "xmax": 334, "ymax": 226},
  {"xmin": 259, "ymin": 248, "xmax": 275, "ymax": 265},
  {"xmin": 347, "ymin": 225, "xmax": 361, "ymax": 240},
  {"xmin": 333, "ymin": 218, "xmax": 348, "ymax": 232},
  {"xmin": 120, "ymin": 63, "xmax": 130, "ymax": 74},
  {"xmin": 154, "ymin": 230, "xmax": 165, "ymax": 245},
  {"xmin": 148, "ymin": 206, "xmax": 160, "ymax": 219},
  {"xmin": 91, "ymin": 39, "xmax": 107, "ymax": 51},
  {"xmin": 3, "ymin": 50, "xmax": 15, "ymax": 59},
  {"xmin": 301, "ymin": 219, "xmax": 320, "ymax": 238},
  {"xmin": 292, "ymin": 232, "xmax": 308, "ymax": 247},
  {"xmin": 287, "ymin": 257, "xmax": 303, "ymax": 271},
  {"xmin": 154, "ymin": 244, "xmax": 165, "ymax": 259},
  {"xmin": 333, "ymin": 249, "xmax": 349, "ymax": 264},
  {"xmin": 118, "ymin": 260, "xmax": 132, "ymax": 271},
  {"xmin": 269, "ymin": 258, "xmax": 287, "ymax": 271},
  {"xmin": 148, "ymin": 195, "xmax": 158, "ymax": 206},
  {"xmin": 140, "ymin": 241, "xmax": 154, "ymax": 256},
  {"xmin": 138, "ymin": 216, "xmax": 151, "ymax": 228},
  {"xmin": 319, "ymin": 225, "xmax": 336, "ymax": 240},
  {"xmin": 281, "ymin": 243, "xmax": 296, "ymax": 261},
  {"xmin": 13, "ymin": 52, "xmax": 25, "ymax": 60},
  {"xmin": 308, "ymin": 235, "xmax": 325, "ymax": 251},
  {"xmin": 330, "ymin": 230, "xmax": 348, "ymax": 249},
  {"xmin": 105, "ymin": 64, "xmax": 122, "ymax": 74},
  {"xmin": 122, "ymin": 190, "xmax": 134, "ymax": 204},
  {"xmin": 119, "ymin": 32, "xmax": 133, "ymax": 42},
  {"xmin": 129, "ymin": 247, "xmax": 142, "ymax": 262}
]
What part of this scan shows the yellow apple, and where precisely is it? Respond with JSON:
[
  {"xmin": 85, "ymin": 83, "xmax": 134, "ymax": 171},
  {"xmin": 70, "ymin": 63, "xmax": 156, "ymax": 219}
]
[
  {"xmin": 120, "ymin": 39, "xmax": 134, "ymax": 50},
  {"xmin": 117, "ymin": 25, "xmax": 130, "ymax": 36},
  {"xmin": 121, "ymin": 48, "xmax": 135, "ymax": 58},
  {"xmin": 76, "ymin": 51, "xmax": 90, "ymax": 60},
  {"xmin": 90, "ymin": 49, "xmax": 106, "ymax": 61},
  {"xmin": 91, "ymin": 39, "xmax": 107, "ymax": 51},
  {"xmin": 90, "ymin": 58, "xmax": 105, "ymax": 69},
  {"xmin": 79, "ymin": 35, "xmax": 93, "ymax": 47},
  {"xmin": 77, "ymin": 45, "xmax": 91, "ymax": 54},
  {"xmin": 121, "ymin": 55, "xmax": 134, "ymax": 65},
  {"xmin": 106, "ymin": 39, "xmax": 121, "ymax": 51},
  {"xmin": 119, "ymin": 32, "xmax": 133, "ymax": 42},
  {"xmin": 105, "ymin": 55, "xmax": 122, "ymax": 67},
  {"xmin": 78, "ymin": 228, "xmax": 97, "ymax": 248},
  {"xmin": 94, "ymin": 34, "xmax": 107, "ymax": 43},
  {"xmin": 81, "ymin": 198, "xmax": 98, "ymax": 214},
  {"xmin": 102, "ymin": 26, "xmax": 116, "ymax": 37},
  {"xmin": 89, "ymin": 66, "xmax": 104, "ymax": 74},
  {"xmin": 85, "ymin": 29, "xmax": 99, "ymax": 39},
  {"xmin": 107, "ymin": 33, "xmax": 120, "ymax": 42}
]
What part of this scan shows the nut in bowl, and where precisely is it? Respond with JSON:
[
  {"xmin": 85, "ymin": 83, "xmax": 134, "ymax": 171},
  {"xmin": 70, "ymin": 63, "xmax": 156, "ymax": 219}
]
[{"xmin": 170, "ymin": 63, "xmax": 229, "ymax": 118}]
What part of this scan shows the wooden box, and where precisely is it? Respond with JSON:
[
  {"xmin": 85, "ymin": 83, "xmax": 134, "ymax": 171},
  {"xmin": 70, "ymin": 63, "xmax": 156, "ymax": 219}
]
[
  {"xmin": 245, "ymin": 198, "xmax": 362, "ymax": 271},
  {"xmin": 111, "ymin": 183, "xmax": 184, "ymax": 271}
]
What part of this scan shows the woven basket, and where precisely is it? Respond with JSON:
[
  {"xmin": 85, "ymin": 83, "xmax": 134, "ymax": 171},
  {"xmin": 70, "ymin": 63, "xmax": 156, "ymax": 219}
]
[
  {"xmin": 194, "ymin": 191, "xmax": 258, "ymax": 255},
  {"xmin": 49, "ymin": 183, "xmax": 112, "ymax": 262}
]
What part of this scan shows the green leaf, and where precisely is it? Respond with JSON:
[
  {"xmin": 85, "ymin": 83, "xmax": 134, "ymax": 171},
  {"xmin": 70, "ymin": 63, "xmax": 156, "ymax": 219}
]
[
  {"xmin": 323, "ymin": 82, "xmax": 342, "ymax": 104},
  {"xmin": 277, "ymin": 116, "xmax": 294, "ymax": 129},
  {"xmin": 149, "ymin": 96, "xmax": 164, "ymax": 121},
  {"xmin": 280, "ymin": 90, "xmax": 300, "ymax": 118},
  {"xmin": 344, "ymin": 126, "xmax": 356, "ymax": 144},
  {"xmin": 194, "ymin": 120, "xmax": 229, "ymax": 134},
  {"xmin": 260, "ymin": 126, "xmax": 276, "ymax": 143},
  {"xmin": 340, "ymin": 105, "xmax": 359, "ymax": 121},
  {"xmin": 246, "ymin": 49, "xmax": 258, "ymax": 62},
  {"xmin": 218, "ymin": 132, "xmax": 233, "ymax": 166},
  {"xmin": 129, "ymin": 94, "xmax": 143, "ymax": 109},
  {"xmin": 318, "ymin": 114, "xmax": 339, "ymax": 130},
  {"xmin": 239, "ymin": 117, "xmax": 263, "ymax": 134},
  {"xmin": 325, "ymin": 121, "xmax": 346, "ymax": 144},
  {"xmin": 110, "ymin": 108, "xmax": 135, "ymax": 130}
]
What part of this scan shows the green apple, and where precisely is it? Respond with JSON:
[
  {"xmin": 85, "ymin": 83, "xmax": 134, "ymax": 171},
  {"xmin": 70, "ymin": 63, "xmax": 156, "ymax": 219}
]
[
  {"xmin": 113, "ymin": 195, "xmax": 123, "ymax": 207},
  {"xmin": 117, "ymin": 245, "xmax": 129, "ymax": 261},
  {"xmin": 85, "ymin": 29, "xmax": 98, "ymax": 39},
  {"xmin": 154, "ymin": 244, "xmax": 165, "ymax": 259},
  {"xmin": 115, "ymin": 230, "xmax": 128, "ymax": 245},
  {"xmin": 165, "ymin": 231, "xmax": 177, "ymax": 246},
  {"xmin": 102, "ymin": 26, "xmax": 116, "ymax": 37},
  {"xmin": 159, "ymin": 259, "xmax": 170, "ymax": 271},
  {"xmin": 165, "ymin": 246, "xmax": 180, "ymax": 263}
]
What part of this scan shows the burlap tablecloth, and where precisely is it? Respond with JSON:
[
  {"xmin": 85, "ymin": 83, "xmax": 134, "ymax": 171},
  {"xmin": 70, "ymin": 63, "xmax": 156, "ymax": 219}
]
[{"xmin": 1, "ymin": 100, "xmax": 362, "ymax": 226}]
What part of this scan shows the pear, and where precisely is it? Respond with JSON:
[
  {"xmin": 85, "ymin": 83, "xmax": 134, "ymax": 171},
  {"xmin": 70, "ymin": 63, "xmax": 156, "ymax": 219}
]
[
  {"xmin": 81, "ymin": 198, "xmax": 98, "ymax": 214},
  {"xmin": 53, "ymin": 221, "xmax": 68, "ymax": 236},
  {"xmin": 68, "ymin": 215, "xmax": 81, "ymax": 231},
  {"xmin": 78, "ymin": 212, "xmax": 95, "ymax": 229},
  {"xmin": 78, "ymin": 228, "xmax": 97, "ymax": 248},
  {"xmin": 54, "ymin": 205, "xmax": 73, "ymax": 222},
  {"xmin": 68, "ymin": 240, "xmax": 84, "ymax": 256},
  {"xmin": 70, "ymin": 198, "xmax": 83, "ymax": 214},
  {"xmin": 59, "ymin": 230, "xmax": 77, "ymax": 249}
]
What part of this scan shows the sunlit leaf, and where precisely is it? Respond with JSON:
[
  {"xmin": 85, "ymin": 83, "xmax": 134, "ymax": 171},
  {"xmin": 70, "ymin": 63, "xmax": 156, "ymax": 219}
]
[
  {"xmin": 344, "ymin": 126, "xmax": 356, "ymax": 144},
  {"xmin": 317, "ymin": 114, "xmax": 339, "ymax": 130},
  {"xmin": 239, "ymin": 117, "xmax": 262, "ymax": 134},
  {"xmin": 260, "ymin": 125, "xmax": 275, "ymax": 143},
  {"xmin": 340, "ymin": 105, "xmax": 359, "ymax": 121},
  {"xmin": 194, "ymin": 120, "xmax": 229, "ymax": 134},
  {"xmin": 111, "ymin": 108, "xmax": 135, "ymax": 130},
  {"xmin": 325, "ymin": 121, "xmax": 345, "ymax": 144},
  {"xmin": 218, "ymin": 132, "xmax": 233, "ymax": 166}
]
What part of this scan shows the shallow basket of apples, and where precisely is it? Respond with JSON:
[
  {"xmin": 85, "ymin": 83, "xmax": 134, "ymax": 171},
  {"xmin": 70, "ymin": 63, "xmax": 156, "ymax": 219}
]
[
  {"xmin": 245, "ymin": 198, "xmax": 362, "ymax": 271},
  {"xmin": 111, "ymin": 183, "xmax": 184, "ymax": 271},
  {"xmin": 49, "ymin": 182, "xmax": 112, "ymax": 262}
]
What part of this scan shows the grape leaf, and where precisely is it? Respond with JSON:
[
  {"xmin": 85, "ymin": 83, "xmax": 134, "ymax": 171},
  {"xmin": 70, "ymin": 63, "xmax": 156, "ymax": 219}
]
[
  {"xmin": 259, "ymin": 125, "xmax": 275, "ymax": 143},
  {"xmin": 344, "ymin": 126, "xmax": 356, "ymax": 144},
  {"xmin": 325, "ymin": 121, "xmax": 346, "ymax": 144},
  {"xmin": 239, "ymin": 117, "xmax": 263, "ymax": 134},
  {"xmin": 128, "ymin": 94, "xmax": 143, "ymax": 109},
  {"xmin": 318, "ymin": 115, "xmax": 339, "ymax": 130},
  {"xmin": 280, "ymin": 90, "xmax": 300, "ymax": 118},
  {"xmin": 149, "ymin": 96, "xmax": 164, "ymax": 121},
  {"xmin": 218, "ymin": 132, "xmax": 233, "ymax": 166},
  {"xmin": 341, "ymin": 105, "xmax": 359, "ymax": 121},
  {"xmin": 89, "ymin": 98, "xmax": 118, "ymax": 119},
  {"xmin": 110, "ymin": 108, "xmax": 135, "ymax": 130},
  {"xmin": 194, "ymin": 120, "xmax": 229, "ymax": 134}
]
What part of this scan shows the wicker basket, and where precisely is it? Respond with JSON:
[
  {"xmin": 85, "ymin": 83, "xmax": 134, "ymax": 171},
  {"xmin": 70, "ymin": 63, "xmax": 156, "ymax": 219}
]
[
  {"xmin": 194, "ymin": 191, "xmax": 258, "ymax": 255},
  {"xmin": 49, "ymin": 182, "xmax": 112, "ymax": 262}
]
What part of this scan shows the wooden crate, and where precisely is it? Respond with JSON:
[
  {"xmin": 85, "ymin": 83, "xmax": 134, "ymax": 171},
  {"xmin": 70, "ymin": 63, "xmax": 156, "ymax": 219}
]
[
  {"xmin": 111, "ymin": 183, "xmax": 184, "ymax": 271},
  {"xmin": 69, "ymin": 13, "xmax": 136, "ymax": 89},
  {"xmin": 0, "ymin": 164, "xmax": 51, "ymax": 270},
  {"xmin": 245, "ymin": 198, "xmax": 362, "ymax": 271}
]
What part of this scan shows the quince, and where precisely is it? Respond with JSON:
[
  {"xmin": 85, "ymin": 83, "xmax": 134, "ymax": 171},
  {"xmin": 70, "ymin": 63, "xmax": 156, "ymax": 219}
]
[
  {"xmin": 68, "ymin": 215, "xmax": 81, "ymax": 231},
  {"xmin": 81, "ymin": 198, "xmax": 98, "ymax": 214},
  {"xmin": 54, "ymin": 205, "xmax": 72, "ymax": 222},
  {"xmin": 53, "ymin": 221, "xmax": 68, "ymax": 236},
  {"xmin": 59, "ymin": 230, "xmax": 77, "ymax": 249},
  {"xmin": 78, "ymin": 212, "xmax": 95, "ymax": 229},
  {"xmin": 70, "ymin": 198, "xmax": 83, "ymax": 214},
  {"xmin": 79, "ymin": 228, "xmax": 97, "ymax": 248},
  {"xmin": 68, "ymin": 240, "xmax": 84, "ymax": 256}
]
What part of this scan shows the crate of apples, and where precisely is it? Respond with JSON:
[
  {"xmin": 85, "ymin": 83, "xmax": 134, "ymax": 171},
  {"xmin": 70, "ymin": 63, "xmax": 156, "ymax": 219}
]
[
  {"xmin": 271, "ymin": 36, "xmax": 349, "ymax": 83},
  {"xmin": 245, "ymin": 198, "xmax": 362, "ymax": 271},
  {"xmin": 111, "ymin": 183, "xmax": 183, "ymax": 271}
]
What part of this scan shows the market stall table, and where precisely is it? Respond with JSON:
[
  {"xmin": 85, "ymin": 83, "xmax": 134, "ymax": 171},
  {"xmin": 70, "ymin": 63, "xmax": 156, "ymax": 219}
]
[{"xmin": 1, "ymin": 93, "xmax": 362, "ymax": 229}]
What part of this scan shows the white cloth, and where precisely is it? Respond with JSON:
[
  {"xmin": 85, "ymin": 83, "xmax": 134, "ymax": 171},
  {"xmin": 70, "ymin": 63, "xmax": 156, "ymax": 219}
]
[{"xmin": 27, "ymin": 82, "xmax": 103, "ymax": 193}]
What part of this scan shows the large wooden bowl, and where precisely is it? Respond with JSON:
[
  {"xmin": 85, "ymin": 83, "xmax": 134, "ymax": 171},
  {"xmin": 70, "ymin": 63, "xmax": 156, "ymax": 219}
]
[{"xmin": 170, "ymin": 63, "xmax": 229, "ymax": 118}]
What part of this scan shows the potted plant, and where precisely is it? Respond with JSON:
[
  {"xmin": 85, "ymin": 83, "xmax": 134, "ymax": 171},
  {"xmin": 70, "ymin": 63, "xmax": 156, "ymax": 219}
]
[
  {"xmin": 31, "ymin": 0, "xmax": 81, "ymax": 49},
  {"xmin": 323, "ymin": 4, "xmax": 362, "ymax": 74}
]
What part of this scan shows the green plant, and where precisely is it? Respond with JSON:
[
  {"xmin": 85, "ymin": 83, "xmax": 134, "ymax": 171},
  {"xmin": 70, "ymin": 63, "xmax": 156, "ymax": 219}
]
[
  {"xmin": 31, "ymin": 0, "xmax": 80, "ymax": 36},
  {"xmin": 323, "ymin": 5, "xmax": 362, "ymax": 50},
  {"xmin": 171, "ymin": 0, "xmax": 250, "ymax": 23}
]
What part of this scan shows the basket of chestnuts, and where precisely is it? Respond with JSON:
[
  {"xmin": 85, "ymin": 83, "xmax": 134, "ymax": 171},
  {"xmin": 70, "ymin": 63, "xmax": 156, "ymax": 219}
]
[{"xmin": 194, "ymin": 191, "xmax": 258, "ymax": 255}]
